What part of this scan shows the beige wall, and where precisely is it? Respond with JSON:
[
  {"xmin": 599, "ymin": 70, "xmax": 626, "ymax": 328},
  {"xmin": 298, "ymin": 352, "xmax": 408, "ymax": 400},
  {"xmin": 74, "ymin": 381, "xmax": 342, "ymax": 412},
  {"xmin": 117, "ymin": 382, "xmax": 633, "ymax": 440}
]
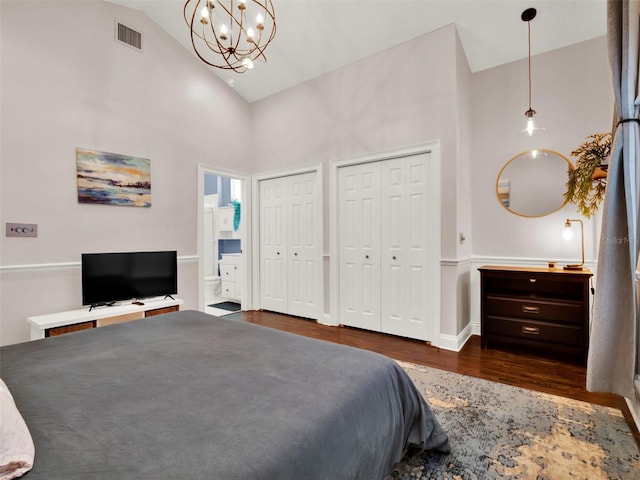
[
  {"xmin": 0, "ymin": 0, "xmax": 251, "ymax": 345},
  {"xmin": 0, "ymin": 2, "xmax": 613, "ymax": 346},
  {"xmin": 251, "ymin": 25, "xmax": 460, "ymax": 260},
  {"xmin": 471, "ymin": 36, "xmax": 612, "ymax": 261},
  {"xmin": 250, "ymin": 25, "xmax": 468, "ymax": 341}
]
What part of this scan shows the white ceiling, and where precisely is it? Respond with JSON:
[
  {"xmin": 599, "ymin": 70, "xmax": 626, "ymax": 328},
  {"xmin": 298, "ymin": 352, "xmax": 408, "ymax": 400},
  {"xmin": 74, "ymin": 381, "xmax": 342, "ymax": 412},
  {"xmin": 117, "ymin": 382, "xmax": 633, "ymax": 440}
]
[{"xmin": 108, "ymin": 0, "xmax": 607, "ymax": 103}]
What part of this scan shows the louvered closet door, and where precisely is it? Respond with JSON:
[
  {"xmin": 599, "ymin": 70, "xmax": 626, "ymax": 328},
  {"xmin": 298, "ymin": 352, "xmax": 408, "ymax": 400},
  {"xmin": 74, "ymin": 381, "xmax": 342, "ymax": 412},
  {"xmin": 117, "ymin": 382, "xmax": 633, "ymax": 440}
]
[
  {"xmin": 288, "ymin": 172, "xmax": 320, "ymax": 319},
  {"xmin": 260, "ymin": 177, "xmax": 288, "ymax": 313},
  {"xmin": 380, "ymin": 153, "xmax": 432, "ymax": 341},
  {"xmin": 338, "ymin": 162, "xmax": 381, "ymax": 331}
]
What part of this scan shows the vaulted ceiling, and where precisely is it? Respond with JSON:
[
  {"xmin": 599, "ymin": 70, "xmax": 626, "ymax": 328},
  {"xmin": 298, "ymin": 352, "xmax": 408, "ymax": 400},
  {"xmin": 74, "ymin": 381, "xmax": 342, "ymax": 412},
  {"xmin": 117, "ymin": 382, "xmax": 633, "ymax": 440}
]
[{"xmin": 108, "ymin": 0, "xmax": 607, "ymax": 103}]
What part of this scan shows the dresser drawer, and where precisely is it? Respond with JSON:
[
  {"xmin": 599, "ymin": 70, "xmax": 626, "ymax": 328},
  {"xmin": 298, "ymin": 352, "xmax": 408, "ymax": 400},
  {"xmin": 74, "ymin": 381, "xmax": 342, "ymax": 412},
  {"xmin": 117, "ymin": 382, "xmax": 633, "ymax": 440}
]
[
  {"xmin": 484, "ymin": 274, "xmax": 584, "ymax": 301},
  {"xmin": 485, "ymin": 296, "xmax": 582, "ymax": 324},
  {"xmin": 486, "ymin": 317, "xmax": 583, "ymax": 348}
]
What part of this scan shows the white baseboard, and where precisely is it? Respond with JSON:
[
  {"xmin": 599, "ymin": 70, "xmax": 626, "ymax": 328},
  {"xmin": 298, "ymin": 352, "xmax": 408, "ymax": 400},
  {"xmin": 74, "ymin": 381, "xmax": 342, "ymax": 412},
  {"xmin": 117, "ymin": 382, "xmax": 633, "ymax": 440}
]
[
  {"xmin": 438, "ymin": 322, "xmax": 473, "ymax": 352},
  {"xmin": 471, "ymin": 321, "xmax": 481, "ymax": 336},
  {"xmin": 627, "ymin": 379, "xmax": 640, "ymax": 433},
  {"xmin": 319, "ymin": 312, "xmax": 469, "ymax": 350},
  {"xmin": 625, "ymin": 396, "xmax": 640, "ymax": 435}
]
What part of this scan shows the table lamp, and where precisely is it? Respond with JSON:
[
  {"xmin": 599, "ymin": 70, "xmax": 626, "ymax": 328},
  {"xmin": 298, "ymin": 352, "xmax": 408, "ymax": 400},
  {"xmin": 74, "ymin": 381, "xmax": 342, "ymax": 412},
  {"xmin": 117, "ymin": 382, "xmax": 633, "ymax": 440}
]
[{"xmin": 562, "ymin": 218, "xmax": 584, "ymax": 270}]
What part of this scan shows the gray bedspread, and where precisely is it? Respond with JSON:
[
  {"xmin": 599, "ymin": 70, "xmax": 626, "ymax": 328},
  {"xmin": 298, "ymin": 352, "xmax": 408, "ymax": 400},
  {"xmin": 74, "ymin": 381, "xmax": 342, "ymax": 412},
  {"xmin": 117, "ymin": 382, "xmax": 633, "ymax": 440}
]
[{"xmin": 0, "ymin": 310, "xmax": 449, "ymax": 479}]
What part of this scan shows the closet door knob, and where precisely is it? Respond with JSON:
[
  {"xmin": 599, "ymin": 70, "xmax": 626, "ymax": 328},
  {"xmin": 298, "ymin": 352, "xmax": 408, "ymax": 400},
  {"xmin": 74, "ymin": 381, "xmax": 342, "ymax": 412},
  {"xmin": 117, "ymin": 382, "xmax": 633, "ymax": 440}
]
[
  {"xmin": 365, "ymin": 255, "xmax": 369, "ymax": 259},
  {"xmin": 277, "ymin": 252, "xmax": 280, "ymax": 256},
  {"xmin": 294, "ymin": 252, "xmax": 298, "ymax": 256},
  {"xmin": 392, "ymin": 256, "xmax": 397, "ymax": 260}
]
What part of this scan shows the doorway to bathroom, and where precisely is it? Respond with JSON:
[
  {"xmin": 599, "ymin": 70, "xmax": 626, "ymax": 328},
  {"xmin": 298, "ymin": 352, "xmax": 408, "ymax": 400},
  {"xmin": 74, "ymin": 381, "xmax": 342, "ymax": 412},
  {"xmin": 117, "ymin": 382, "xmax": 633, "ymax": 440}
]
[{"xmin": 198, "ymin": 165, "xmax": 249, "ymax": 316}]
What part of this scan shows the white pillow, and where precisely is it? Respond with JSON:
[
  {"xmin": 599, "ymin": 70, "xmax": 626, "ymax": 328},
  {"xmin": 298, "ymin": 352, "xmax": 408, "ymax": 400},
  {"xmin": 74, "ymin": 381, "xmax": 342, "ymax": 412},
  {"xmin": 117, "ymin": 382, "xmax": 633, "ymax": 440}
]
[{"xmin": 0, "ymin": 379, "xmax": 34, "ymax": 480}]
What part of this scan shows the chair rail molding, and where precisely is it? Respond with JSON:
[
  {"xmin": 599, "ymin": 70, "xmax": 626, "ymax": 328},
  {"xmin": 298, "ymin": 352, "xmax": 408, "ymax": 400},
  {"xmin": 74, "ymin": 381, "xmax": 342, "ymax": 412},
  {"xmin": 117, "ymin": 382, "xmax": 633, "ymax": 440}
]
[
  {"xmin": 440, "ymin": 258, "xmax": 472, "ymax": 267},
  {"xmin": 1, "ymin": 255, "xmax": 199, "ymax": 273}
]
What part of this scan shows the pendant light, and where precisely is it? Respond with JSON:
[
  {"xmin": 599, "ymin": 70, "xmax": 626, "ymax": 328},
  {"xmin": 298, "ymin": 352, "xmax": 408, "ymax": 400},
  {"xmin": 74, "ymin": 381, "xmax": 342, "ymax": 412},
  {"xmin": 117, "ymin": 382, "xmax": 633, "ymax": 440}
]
[
  {"xmin": 184, "ymin": 0, "xmax": 276, "ymax": 74},
  {"xmin": 521, "ymin": 7, "xmax": 544, "ymax": 136}
]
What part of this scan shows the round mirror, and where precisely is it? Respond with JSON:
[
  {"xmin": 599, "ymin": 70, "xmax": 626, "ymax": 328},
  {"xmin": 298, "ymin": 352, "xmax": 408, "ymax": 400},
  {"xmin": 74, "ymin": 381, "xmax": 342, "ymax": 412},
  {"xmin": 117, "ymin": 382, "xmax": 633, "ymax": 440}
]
[{"xmin": 496, "ymin": 149, "xmax": 573, "ymax": 217}]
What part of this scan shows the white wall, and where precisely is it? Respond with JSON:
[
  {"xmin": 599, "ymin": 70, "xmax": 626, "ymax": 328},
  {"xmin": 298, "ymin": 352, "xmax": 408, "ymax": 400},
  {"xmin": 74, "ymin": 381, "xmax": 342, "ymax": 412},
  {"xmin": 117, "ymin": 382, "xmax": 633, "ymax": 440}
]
[
  {"xmin": 0, "ymin": 0, "xmax": 251, "ymax": 345},
  {"xmin": 469, "ymin": 36, "xmax": 612, "ymax": 334},
  {"xmin": 251, "ymin": 25, "xmax": 471, "ymax": 344},
  {"xmin": 251, "ymin": 25, "xmax": 460, "ymax": 256},
  {"xmin": 249, "ymin": 28, "xmax": 612, "ymax": 346},
  {"xmin": 471, "ymin": 36, "xmax": 611, "ymax": 262},
  {"xmin": 455, "ymin": 29, "xmax": 473, "ymax": 263},
  {"xmin": 0, "ymin": 2, "xmax": 614, "ymax": 347}
]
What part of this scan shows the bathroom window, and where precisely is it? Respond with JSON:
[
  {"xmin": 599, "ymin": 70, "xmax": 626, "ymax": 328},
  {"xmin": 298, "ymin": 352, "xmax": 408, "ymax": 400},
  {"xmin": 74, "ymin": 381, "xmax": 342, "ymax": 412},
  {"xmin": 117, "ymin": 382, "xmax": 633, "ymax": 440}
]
[{"xmin": 230, "ymin": 179, "xmax": 242, "ymax": 202}]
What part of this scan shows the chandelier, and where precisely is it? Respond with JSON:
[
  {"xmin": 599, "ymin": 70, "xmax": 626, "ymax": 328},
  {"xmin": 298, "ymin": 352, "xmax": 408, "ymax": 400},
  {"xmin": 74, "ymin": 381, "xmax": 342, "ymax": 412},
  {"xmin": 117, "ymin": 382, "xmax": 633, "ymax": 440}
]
[{"xmin": 184, "ymin": 0, "xmax": 276, "ymax": 73}]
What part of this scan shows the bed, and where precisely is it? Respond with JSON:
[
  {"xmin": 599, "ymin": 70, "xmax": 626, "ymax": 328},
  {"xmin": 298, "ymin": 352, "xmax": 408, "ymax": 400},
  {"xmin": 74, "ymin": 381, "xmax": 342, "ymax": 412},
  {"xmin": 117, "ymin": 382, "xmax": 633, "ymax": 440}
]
[{"xmin": 0, "ymin": 310, "xmax": 449, "ymax": 479}]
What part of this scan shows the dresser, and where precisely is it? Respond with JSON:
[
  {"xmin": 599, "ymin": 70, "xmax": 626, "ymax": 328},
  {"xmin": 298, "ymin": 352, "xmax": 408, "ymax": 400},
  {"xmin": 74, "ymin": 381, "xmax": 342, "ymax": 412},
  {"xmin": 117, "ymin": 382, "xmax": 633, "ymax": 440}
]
[{"xmin": 478, "ymin": 266, "xmax": 592, "ymax": 363}]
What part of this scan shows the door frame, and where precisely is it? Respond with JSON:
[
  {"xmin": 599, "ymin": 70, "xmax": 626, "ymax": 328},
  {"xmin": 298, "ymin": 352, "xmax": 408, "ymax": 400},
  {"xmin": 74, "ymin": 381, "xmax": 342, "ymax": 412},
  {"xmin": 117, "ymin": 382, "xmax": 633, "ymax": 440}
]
[
  {"xmin": 329, "ymin": 141, "xmax": 442, "ymax": 343},
  {"xmin": 251, "ymin": 164, "xmax": 324, "ymax": 320},
  {"xmin": 197, "ymin": 164, "xmax": 253, "ymax": 312}
]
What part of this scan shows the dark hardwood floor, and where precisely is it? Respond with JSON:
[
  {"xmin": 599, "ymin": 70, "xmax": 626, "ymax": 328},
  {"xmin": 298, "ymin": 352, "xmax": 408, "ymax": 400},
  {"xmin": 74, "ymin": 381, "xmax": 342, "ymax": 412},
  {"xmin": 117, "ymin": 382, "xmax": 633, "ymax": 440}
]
[{"xmin": 228, "ymin": 309, "xmax": 639, "ymax": 443}]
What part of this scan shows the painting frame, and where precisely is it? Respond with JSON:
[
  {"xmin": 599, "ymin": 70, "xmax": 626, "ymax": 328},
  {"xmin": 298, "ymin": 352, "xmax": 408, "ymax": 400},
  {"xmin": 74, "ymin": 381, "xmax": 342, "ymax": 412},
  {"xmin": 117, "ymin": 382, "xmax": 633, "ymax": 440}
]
[{"xmin": 76, "ymin": 148, "xmax": 151, "ymax": 207}]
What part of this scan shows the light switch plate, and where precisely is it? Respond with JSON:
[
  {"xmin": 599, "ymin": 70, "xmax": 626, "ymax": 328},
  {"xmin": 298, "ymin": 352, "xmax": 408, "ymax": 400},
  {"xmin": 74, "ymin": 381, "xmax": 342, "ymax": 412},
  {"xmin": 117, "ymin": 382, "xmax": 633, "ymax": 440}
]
[{"xmin": 6, "ymin": 223, "xmax": 38, "ymax": 237}]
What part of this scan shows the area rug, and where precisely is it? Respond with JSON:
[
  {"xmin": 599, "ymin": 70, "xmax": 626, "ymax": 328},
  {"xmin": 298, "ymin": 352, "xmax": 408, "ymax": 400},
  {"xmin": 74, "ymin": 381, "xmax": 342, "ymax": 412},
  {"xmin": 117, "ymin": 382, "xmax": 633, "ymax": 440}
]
[
  {"xmin": 388, "ymin": 361, "xmax": 640, "ymax": 479},
  {"xmin": 208, "ymin": 301, "xmax": 241, "ymax": 312}
]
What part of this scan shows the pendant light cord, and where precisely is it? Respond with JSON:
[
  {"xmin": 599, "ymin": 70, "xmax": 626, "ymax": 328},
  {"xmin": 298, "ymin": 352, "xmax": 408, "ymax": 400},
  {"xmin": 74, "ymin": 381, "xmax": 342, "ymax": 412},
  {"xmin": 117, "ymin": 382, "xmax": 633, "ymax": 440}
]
[
  {"xmin": 527, "ymin": 20, "xmax": 532, "ymax": 112},
  {"xmin": 521, "ymin": 7, "xmax": 537, "ymax": 127}
]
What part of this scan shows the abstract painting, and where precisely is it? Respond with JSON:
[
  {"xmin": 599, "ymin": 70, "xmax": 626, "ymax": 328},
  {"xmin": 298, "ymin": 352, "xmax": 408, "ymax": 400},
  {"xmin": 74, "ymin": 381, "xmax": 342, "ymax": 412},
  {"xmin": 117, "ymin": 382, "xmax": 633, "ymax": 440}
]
[{"xmin": 76, "ymin": 148, "xmax": 151, "ymax": 207}]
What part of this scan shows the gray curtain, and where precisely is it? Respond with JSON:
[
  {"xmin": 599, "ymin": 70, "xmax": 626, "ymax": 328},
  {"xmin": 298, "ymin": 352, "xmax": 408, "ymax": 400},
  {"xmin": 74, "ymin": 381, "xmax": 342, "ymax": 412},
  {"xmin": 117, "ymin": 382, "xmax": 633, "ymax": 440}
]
[{"xmin": 587, "ymin": 0, "xmax": 640, "ymax": 399}]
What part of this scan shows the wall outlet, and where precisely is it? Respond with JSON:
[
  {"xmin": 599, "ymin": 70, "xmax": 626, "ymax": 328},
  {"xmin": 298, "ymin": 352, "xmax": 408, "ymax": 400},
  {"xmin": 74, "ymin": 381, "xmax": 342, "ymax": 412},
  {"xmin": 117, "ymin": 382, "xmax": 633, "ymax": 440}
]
[{"xmin": 6, "ymin": 223, "xmax": 38, "ymax": 237}]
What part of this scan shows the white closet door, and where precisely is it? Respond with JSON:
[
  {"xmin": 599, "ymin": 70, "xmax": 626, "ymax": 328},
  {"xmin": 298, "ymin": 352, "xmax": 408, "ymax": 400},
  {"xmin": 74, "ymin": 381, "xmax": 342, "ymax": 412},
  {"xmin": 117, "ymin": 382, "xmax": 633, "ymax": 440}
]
[
  {"xmin": 380, "ymin": 153, "xmax": 432, "ymax": 341},
  {"xmin": 338, "ymin": 162, "xmax": 381, "ymax": 330},
  {"xmin": 259, "ymin": 177, "xmax": 288, "ymax": 313},
  {"xmin": 288, "ymin": 172, "xmax": 320, "ymax": 319}
]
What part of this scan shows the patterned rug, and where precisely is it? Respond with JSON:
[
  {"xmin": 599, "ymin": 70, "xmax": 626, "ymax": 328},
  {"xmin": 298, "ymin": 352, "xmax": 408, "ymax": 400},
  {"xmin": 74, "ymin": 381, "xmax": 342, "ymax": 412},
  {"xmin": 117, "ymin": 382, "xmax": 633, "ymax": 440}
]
[{"xmin": 388, "ymin": 361, "xmax": 640, "ymax": 479}]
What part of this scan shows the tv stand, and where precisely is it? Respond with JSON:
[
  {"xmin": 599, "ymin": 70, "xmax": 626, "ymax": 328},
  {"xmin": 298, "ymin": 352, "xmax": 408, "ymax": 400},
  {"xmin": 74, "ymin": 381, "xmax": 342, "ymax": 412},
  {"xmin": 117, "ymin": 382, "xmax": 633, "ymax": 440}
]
[{"xmin": 27, "ymin": 297, "xmax": 184, "ymax": 340}]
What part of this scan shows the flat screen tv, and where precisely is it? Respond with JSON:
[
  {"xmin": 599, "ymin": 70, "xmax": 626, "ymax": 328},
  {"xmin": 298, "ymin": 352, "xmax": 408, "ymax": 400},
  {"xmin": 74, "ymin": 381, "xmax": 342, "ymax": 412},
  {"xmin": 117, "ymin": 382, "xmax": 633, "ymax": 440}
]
[{"xmin": 82, "ymin": 251, "xmax": 177, "ymax": 309}]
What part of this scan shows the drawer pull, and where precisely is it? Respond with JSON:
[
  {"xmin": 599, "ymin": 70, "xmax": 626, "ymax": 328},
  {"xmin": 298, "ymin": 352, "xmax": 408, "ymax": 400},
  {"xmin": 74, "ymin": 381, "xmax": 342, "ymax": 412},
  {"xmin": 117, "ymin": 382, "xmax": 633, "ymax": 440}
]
[
  {"xmin": 529, "ymin": 278, "xmax": 537, "ymax": 283},
  {"xmin": 522, "ymin": 305, "xmax": 540, "ymax": 314},
  {"xmin": 522, "ymin": 326, "xmax": 540, "ymax": 335}
]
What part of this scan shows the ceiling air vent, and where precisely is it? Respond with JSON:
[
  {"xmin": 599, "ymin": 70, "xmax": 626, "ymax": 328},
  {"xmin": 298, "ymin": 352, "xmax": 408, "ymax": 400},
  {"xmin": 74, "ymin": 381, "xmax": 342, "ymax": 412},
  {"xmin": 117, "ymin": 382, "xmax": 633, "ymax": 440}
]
[{"xmin": 115, "ymin": 21, "xmax": 143, "ymax": 52}]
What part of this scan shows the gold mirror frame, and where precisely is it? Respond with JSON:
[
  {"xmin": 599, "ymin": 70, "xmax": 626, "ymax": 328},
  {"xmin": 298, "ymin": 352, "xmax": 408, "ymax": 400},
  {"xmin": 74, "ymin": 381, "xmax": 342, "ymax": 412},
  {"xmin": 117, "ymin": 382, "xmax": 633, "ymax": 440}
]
[{"xmin": 496, "ymin": 149, "xmax": 574, "ymax": 218}]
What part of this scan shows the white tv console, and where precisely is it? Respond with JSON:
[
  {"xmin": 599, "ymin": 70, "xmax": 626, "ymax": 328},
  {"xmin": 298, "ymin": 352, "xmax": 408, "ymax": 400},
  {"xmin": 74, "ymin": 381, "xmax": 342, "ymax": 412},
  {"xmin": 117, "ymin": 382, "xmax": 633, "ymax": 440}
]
[{"xmin": 27, "ymin": 297, "xmax": 184, "ymax": 340}]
